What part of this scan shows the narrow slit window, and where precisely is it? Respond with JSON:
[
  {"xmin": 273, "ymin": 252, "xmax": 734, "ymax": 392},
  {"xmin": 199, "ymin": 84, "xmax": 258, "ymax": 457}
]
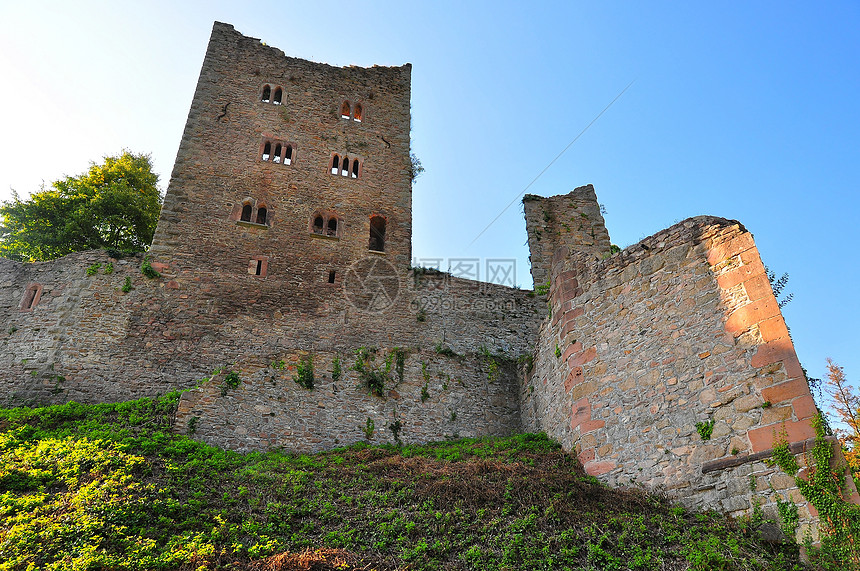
[
  {"xmin": 341, "ymin": 155, "xmax": 349, "ymax": 177},
  {"xmin": 272, "ymin": 87, "xmax": 282, "ymax": 105},
  {"xmin": 256, "ymin": 207, "xmax": 267, "ymax": 225},
  {"xmin": 331, "ymin": 155, "xmax": 339, "ymax": 175},
  {"xmin": 21, "ymin": 283, "xmax": 42, "ymax": 310},
  {"xmin": 341, "ymin": 101, "xmax": 351, "ymax": 119},
  {"xmin": 255, "ymin": 260, "xmax": 263, "ymax": 275},
  {"xmin": 313, "ymin": 216, "xmax": 324, "ymax": 234},
  {"xmin": 369, "ymin": 216, "xmax": 386, "ymax": 252},
  {"xmin": 241, "ymin": 204, "xmax": 253, "ymax": 222},
  {"xmin": 351, "ymin": 159, "xmax": 359, "ymax": 178},
  {"xmin": 285, "ymin": 145, "xmax": 293, "ymax": 165},
  {"xmin": 326, "ymin": 217, "xmax": 338, "ymax": 236},
  {"xmin": 328, "ymin": 271, "xmax": 336, "ymax": 284},
  {"xmin": 262, "ymin": 141, "xmax": 271, "ymax": 161},
  {"xmin": 353, "ymin": 103, "xmax": 362, "ymax": 122},
  {"xmin": 261, "ymin": 85, "xmax": 271, "ymax": 102},
  {"xmin": 273, "ymin": 143, "xmax": 282, "ymax": 163}
]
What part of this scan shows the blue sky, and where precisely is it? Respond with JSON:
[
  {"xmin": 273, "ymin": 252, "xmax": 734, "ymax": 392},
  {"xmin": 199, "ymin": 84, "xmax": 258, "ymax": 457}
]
[{"xmin": 0, "ymin": 1, "xmax": 857, "ymax": 407}]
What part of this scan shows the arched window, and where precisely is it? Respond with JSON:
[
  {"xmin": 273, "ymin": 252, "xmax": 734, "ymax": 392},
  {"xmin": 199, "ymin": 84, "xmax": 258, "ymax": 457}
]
[
  {"xmin": 326, "ymin": 217, "xmax": 338, "ymax": 236},
  {"xmin": 261, "ymin": 85, "xmax": 271, "ymax": 102},
  {"xmin": 256, "ymin": 207, "xmax": 268, "ymax": 225},
  {"xmin": 272, "ymin": 87, "xmax": 282, "ymax": 105},
  {"xmin": 331, "ymin": 155, "xmax": 340, "ymax": 175},
  {"xmin": 241, "ymin": 204, "xmax": 253, "ymax": 222},
  {"xmin": 273, "ymin": 143, "xmax": 282, "ymax": 163},
  {"xmin": 353, "ymin": 103, "xmax": 362, "ymax": 122},
  {"xmin": 313, "ymin": 215, "xmax": 324, "ymax": 234},
  {"xmin": 262, "ymin": 141, "xmax": 271, "ymax": 161},
  {"xmin": 369, "ymin": 216, "xmax": 386, "ymax": 252},
  {"xmin": 340, "ymin": 101, "xmax": 351, "ymax": 119},
  {"xmin": 351, "ymin": 159, "xmax": 359, "ymax": 178},
  {"xmin": 284, "ymin": 145, "xmax": 293, "ymax": 165},
  {"xmin": 341, "ymin": 155, "xmax": 349, "ymax": 177}
]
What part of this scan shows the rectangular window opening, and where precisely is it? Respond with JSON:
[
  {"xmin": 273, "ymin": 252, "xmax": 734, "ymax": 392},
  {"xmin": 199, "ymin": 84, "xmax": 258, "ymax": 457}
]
[
  {"xmin": 255, "ymin": 260, "xmax": 263, "ymax": 276},
  {"xmin": 328, "ymin": 270, "xmax": 336, "ymax": 284}
]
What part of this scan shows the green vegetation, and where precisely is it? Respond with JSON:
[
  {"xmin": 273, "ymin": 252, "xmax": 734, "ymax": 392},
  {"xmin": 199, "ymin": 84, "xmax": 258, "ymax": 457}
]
[
  {"xmin": 121, "ymin": 276, "xmax": 133, "ymax": 293},
  {"xmin": 85, "ymin": 262, "xmax": 102, "ymax": 276},
  {"xmin": 0, "ymin": 152, "xmax": 162, "ymax": 261},
  {"xmin": 140, "ymin": 256, "xmax": 160, "ymax": 279},
  {"xmin": 0, "ymin": 395, "xmax": 804, "ymax": 570},
  {"xmin": 771, "ymin": 414, "xmax": 860, "ymax": 569},
  {"xmin": 293, "ymin": 356, "xmax": 314, "ymax": 390},
  {"xmin": 695, "ymin": 419, "xmax": 715, "ymax": 441}
]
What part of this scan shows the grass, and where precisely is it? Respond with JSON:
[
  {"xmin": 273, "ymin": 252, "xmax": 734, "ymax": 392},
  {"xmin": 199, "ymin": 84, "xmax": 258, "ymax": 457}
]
[{"xmin": 0, "ymin": 394, "xmax": 805, "ymax": 570}]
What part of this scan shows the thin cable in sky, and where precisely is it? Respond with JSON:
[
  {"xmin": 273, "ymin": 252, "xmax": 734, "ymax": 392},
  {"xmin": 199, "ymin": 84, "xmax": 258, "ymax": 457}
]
[{"xmin": 465, "ymin": 79, "xmax": 636, "ymax": 249}]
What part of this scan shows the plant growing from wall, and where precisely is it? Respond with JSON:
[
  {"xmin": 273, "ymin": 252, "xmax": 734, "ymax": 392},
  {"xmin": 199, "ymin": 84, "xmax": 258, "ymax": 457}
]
[
  {"xmin": 421, "ymin": 384, "xmax": 430, "ymax": 402},
  {"xmin": 293, "ymin": 356, "xmax": 314, "ymax": 390},
  {"xmin": 434, "ymin": 342, "xmax": 457, "ymax": 358},
  {"xmin": 352, "ymin": 347, "xmax": 388, "ymax": 397},
  {"xmin": 331, "ymin": 354, "xmax": 341, "ymax": 383},
  {"xmin": 363, "ymin": 417, "xmax": 374, "ymax": 440},
  {"xmin": 86, "ymin": 263, "xmax": 102, "ymax": 276},
  {"xmin": 695, "ymin": 420, "xmax": 715, "ymax": 441},
  {"xmin": 140, "ymin": 256, "xmax": 160, "ymax": 279},
  {"xmin": 392, "ymin": 347, "xmax": 406, "ymax": 384},
  {"xmin": 103, "ymin": 262, "xmax": 114, "ymax": 275},
  {"xmin": 771, "ymin": 415, "xmax": 860, "ymax": 569},
  {"xmin": 121, "ymin": 276, "xmax": 132, "ymax": 293},
  {"xmin": 389, "ymin": 418, "xmax": 403, "ymax": 445},
  {"xmin": 220, "ymin": 370, "xmax": 241, "ymax": 396}
]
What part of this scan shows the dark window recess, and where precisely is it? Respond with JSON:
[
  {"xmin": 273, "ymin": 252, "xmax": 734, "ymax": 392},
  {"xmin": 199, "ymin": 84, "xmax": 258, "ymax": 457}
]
[
  {"xmin": 272, "ymin": 87, "xmax": 282, "ymax": 104},
  {"xmin": 262, "ymin": 142, "xmax": 271, "ymax": 161},
  {"xmin": 341, "ymin": 101, "xmax": 351, "ymax": 119},
  {"xmin": 313, "ymin": 216, "xmax": 324, "ymax": 234},
  {"xmin": 328, "ymin": 270, "xmax": 336, "ymax": 284},
  {"xmin": 341, "ymin": 156, "xmax": 349, "ymax": 177},
  {"xmin": 326, "ymin": 218, "xmax": 337, "ymax": 236},
  {"xmin": 256, "ymin": 207, "xmax": 268, "ymax": 225},
  {"xmin": 261, "ymin": 84, "xmax": 271, "ymax": 102},
  {"xmin": 285, "ymin": 145, "xmax": 293, "ymax": 165},
  {"xmin": 331, "ymin": 155, "xmax": 339, "ymax": 175},
  {"xmin": 351, "ymin": 159, "xmax": 359, "ymax": 178},
  {"xmin": 241, "ymin": 204, "xmax": 253, "ymax": 222},
  {"xmin": 255, "ymin": 260, "xmax": 263, "ymax": 276},
  {"xmin": 273, "ymin": 143, "xmax": 282, "ymax": 163},
  {"xmin": 369, "ymin": 216, "xmax": 386, "ymax": 252}
]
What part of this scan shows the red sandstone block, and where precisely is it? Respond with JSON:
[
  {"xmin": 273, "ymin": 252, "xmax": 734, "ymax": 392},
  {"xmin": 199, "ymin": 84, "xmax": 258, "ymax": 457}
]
[
  {"xmin": 565, "ymin": 366, "xmax": 584, "ymax": 392},
  {"xmin": 568, "ymin": 346, "xmax": 597, "ymax": 367},
  {"xmin": 561, "ymin": 318, "xmax": 577, "ymax": 339},
  {"xmin": 751, "ymin": 338, "xmax": 796, "ymax": 369},
  {"xmin": 747, "ymin": 420, "xmax": 816, "ymax": 453},
  {"xmin": 580, "ymin": 419, "xmax": 605, "ymax": 434},
  {"xmin": 571, "ymin": 397, "xmax": 591, "ymax": 430},
  {"xmin": 792, "ymin": 395, "xmax": 817, "ymax": 420},
  {"xmin": 707, "ymin": 232, "xmax": 755, "ymax": 265},
  {"xmin": 762, "ymin": 378, "xmax": 812, "ymax": 404},
  {"xmin": 758, "ymin": 316, "xmax": 789, "ymax": 343},
  {"xmin": 584, "ymin": 460, "xmax": 617, "ymax": 476},
  {"xmin": 150, "ymin": 262, "xmax": 169, "ymax": 272},
  {"xmin": 565, "ymin": 306, "xmax": 584, "ymax": 320},
  {"xmin": 743, "ymin": 275, "xmax": 777, "ymax": 302},
  {"xmin": 562, "ymin": 341, "xmax": 583, "ymax": 362},
  {"xmin": 783, "ymin": 354, "xmax": 804, "ymax": 379},
  {"xmin": 578, "ymin": 448, "xmax": 595, "ymax": 464},
  {"xmin": 725, "ymin": 298, "xmax": 779, "ymax": 337},
  {"xmin": 739, "ymin": 246, "xmax": 763, "ymax": 265},
  {"xmin": 715, "ymin": 259, "xmax": 765, "ymax": 289}
]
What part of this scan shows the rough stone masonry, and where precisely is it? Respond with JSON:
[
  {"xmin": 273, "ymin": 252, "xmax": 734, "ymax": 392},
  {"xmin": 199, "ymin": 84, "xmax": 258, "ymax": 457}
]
[{"xmin": 0, "ymin": 21, "xmax": 855, "ymax": 544}]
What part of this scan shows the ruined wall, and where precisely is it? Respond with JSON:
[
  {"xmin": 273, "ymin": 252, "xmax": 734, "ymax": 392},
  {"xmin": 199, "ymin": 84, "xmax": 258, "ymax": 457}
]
[
  {"xmin": 523, "ymin": 185, "xmax": 612, "ymax": 287},
  {"xmin": 523, "ymin": 215, "xmax": 859, "ymax": 541},
  {"xmin": 175, "ymin": 348, "xmax": 522, "ymax": 452}
]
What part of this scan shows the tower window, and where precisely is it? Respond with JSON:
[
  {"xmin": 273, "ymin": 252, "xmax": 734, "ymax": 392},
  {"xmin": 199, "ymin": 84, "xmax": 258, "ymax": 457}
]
[
  {"xmin": 248, "ymin": 257, "xmax": 268, "ymax": 277},
  {"xmin": 341, "ymin": 155, "xmax": 349, "ymax": 177},
  {"xmin": 261, "ymin": 84, "xmax": 271, "ymax": 102},
  {"xmin": 351, "ymin": 159, "xmax": 359, "ymax": 178},
  {"xmin": 353, "ymin": 103, "xmax": 362, "ymax": 122},
  {"xmin": 256, "ymin": 207, "xmax": 268, "ymax": 225},
  {"xmin": 260, "ymin": 138, "xmax": 296, "ymax": 166},
  {"xmin": 262, "ymin": 142, "xmax": 271, "ymax": 162},
  {"xmin": 311, "ymin": 212, "xmax": 340, "ymax": 239},
  {"xmin": 272, "ymin": 143, "xmax": 282, "ymax": 163},
  {"xmin": 328, "ymin": 270, "xmax": 336, "ymax": 284},
  {"xmin": 369, "ymin": 215, "xmax": 386, "ymax": 252},
  {"xmin": 330, "ymin": 153, "xmax": 360, "ymax": 178},
  {"xmin": 20, "ymin": 283, "xmax": 43, "ymax": 310},
  {"xmin": 241, "ymin": 204, "xmax": 253, "ymax": 222},
  {"xmin": 331, "ymin": 155, "xmax": 340, "ymax": 175},
  {"xmin": 285, "ymin": 145, "xmax": 293, "ymax": 165},
  {"xmin": 272, "ymin": 87, "xmax": 282, "ymax": 105},
  {"xmin": 340, "ymin": 101, "xmax": 351, "ymax": 119}
]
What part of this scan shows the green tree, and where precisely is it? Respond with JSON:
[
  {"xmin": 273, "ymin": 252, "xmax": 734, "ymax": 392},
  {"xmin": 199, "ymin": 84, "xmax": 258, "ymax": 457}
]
[{"xmin": 0, "ymin": 152, "xmax": 162, "ymax": 261}]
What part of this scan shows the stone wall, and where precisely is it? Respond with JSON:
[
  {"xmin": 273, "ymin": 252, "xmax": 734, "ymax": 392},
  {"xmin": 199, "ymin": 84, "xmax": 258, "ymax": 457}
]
[{"xmin": 523, "ymin": 214, "xmax": 859, "ymax": 541}]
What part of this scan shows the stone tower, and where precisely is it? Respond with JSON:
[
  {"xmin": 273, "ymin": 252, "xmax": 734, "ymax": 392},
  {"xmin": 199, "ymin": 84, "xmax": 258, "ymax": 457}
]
[{"xmin": 150, "ymin": 22, "xmax": 413, "ymax": 290}]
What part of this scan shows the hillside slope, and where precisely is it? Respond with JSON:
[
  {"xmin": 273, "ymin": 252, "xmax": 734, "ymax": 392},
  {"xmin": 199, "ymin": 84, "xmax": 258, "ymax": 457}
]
[{"xmin": 0, "ymin": 393, "xmax": 805, "ymax": 570}]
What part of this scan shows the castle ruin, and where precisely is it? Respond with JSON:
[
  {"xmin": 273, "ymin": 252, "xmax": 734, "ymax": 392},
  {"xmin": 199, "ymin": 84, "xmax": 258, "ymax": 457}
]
[{"xmin": 1, "ymin": 22, "xmax": 855, "ymax": 543}]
